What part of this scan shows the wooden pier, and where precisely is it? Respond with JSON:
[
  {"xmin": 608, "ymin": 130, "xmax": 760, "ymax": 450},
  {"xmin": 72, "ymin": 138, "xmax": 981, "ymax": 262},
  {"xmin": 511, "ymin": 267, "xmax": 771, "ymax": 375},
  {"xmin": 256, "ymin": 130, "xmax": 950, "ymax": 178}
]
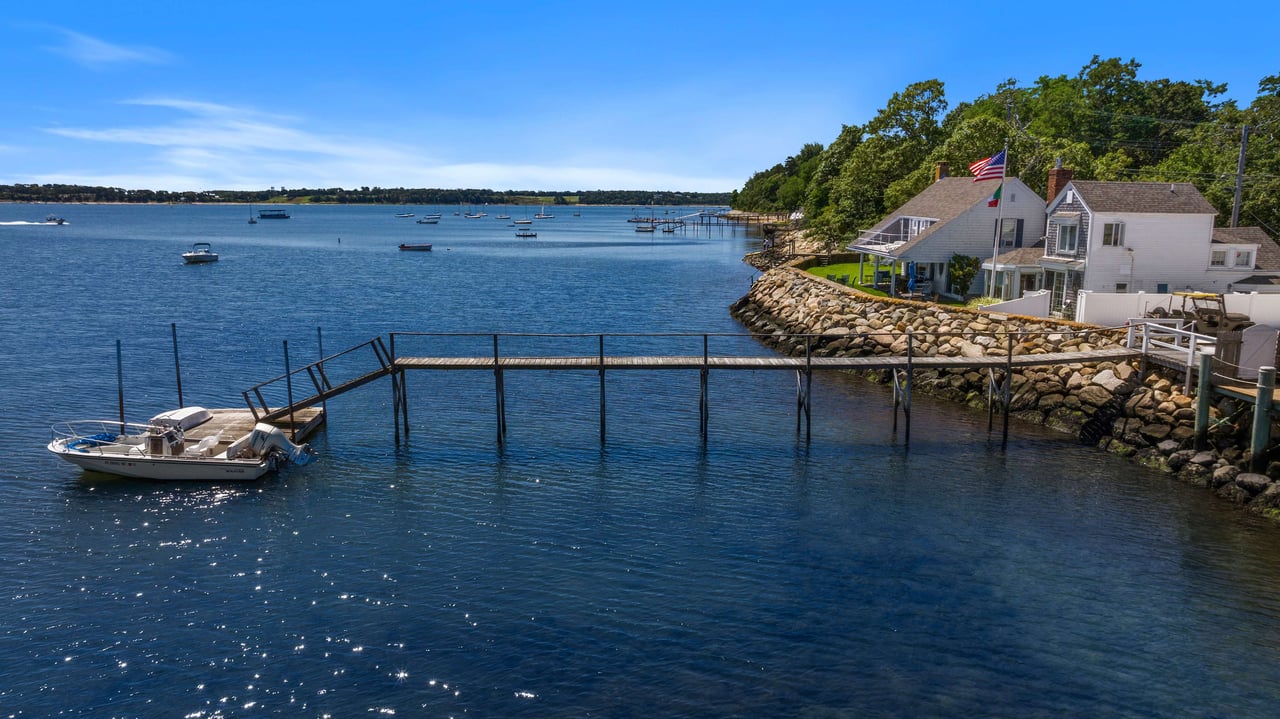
[
  {"xmin": 223, "ymin": 325, "xmax": 1280, "ymax": 462},
  {"xmin": 237, "ymin": 331, "xmax": 1152, "ymax": 449}
]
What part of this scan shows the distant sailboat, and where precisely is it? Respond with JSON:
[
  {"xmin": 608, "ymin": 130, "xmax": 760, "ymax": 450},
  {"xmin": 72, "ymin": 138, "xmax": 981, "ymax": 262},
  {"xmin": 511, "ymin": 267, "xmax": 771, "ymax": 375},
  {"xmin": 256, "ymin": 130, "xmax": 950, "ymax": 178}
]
[
  {"xmin": 534, "ymin": 205, "xmax": 554, "ymax": 219},
  {"xmin": 248, "ymin": 203, "xmax": 257, "ymax": 224}
]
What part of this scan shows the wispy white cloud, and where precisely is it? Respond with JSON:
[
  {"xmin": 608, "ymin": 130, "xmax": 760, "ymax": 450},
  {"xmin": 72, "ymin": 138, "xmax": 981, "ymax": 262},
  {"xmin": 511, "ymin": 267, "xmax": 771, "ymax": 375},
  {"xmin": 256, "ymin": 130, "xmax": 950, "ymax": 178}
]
[
  {"xmin": 38, "ymin": 98, "xmax": 737, "ymax": 192},
  {"xmin": 42, "ymin": 27, "xmax": 172, "ymax": 69}
]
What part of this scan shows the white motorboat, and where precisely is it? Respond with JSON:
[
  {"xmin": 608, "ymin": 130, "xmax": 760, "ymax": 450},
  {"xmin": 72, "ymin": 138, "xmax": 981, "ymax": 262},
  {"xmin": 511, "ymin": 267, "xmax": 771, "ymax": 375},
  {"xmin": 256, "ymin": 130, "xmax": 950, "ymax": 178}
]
[
  {"xmin": 47, "ymin": 407, "xmax": 315, "ymax": 481},
  {"xmin": 182, "ymin": 242, "xmax": 219, "ymax": 263}
]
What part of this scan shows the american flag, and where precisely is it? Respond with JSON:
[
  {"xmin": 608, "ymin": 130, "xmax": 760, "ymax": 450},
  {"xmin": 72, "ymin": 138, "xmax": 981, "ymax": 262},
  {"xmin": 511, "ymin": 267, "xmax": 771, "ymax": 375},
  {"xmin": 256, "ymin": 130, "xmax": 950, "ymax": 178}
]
[{"xmin": 968, "ymin": 149, "xmax": 1006, "ymax": 182}]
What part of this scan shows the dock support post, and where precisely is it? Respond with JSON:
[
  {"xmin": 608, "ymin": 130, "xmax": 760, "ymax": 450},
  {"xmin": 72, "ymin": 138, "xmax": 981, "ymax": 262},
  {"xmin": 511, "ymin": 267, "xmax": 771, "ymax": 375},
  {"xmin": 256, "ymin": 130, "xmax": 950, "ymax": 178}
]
[
  {"xmin": 905, "ymin": 332, "xmax": 913, "ymax": 445},
  {"xmin": 493, "ymin": 335, "xmax": 506, "ymax": 445},
  {"xmin": 1250, "ymin": 366, "xmax": 1274, "ymax": 472},
  {"xmin": 171, "ymin": 323, "xmax": 183, "ymax": 408},
  {"xmin": 399, "ymin": 369, "xmax": 409, "ymax": 440},
  {"xmin": 598, "ymin": 334, "xmax": 606, "ymax": 445},
  {"xmin": 283, "ymin": 340, "xmax": 296, "ymax": 441},
  {"xmin": 1003, "ymin": 333, "xmax": 1013, "ymax": 448},
  {"xmin": 391, "ymin": 367, "xmax": 402, "ymax": 446},
  {"xmin": 699, "ymin": 334, "xmax": 709, "ymax": 443},
  {"xmin": 987, "ymin": 368, "xmax": 996, "ymax": 432},
  {"xmin": 1195, "ymin": 352, "xmax": 1213, "ymax": 450},
  {"xmin": 318, "ymin": 327, "xmax": 327, "ymax": 418},
  {"xmin": 795, "ymin": 336, "xmax": 812, "ymax": 440},
  {"xmin": 116, "ymin": 339, "xmax": 125, "ymax": 435}
]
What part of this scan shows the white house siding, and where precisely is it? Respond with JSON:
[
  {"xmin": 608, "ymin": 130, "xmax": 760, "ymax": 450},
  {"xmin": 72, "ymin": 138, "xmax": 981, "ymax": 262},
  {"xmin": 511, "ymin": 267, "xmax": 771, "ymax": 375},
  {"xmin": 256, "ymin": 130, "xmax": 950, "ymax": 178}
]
[
  {"xmin": 1082, "ymin": 212, "xmax": 1215, "ymax": 293},
  {"xmin": 898, "ymin": 179, "xmax": 1046, "ymax": 264}
]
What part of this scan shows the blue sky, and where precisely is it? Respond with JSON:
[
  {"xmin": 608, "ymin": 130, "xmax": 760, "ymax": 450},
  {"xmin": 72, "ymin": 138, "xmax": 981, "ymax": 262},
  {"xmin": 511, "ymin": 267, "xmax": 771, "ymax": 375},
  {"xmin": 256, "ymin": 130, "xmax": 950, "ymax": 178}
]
[{"xmin": 2, "ymin": 1, "xmax": 1275, "ymax": 193}]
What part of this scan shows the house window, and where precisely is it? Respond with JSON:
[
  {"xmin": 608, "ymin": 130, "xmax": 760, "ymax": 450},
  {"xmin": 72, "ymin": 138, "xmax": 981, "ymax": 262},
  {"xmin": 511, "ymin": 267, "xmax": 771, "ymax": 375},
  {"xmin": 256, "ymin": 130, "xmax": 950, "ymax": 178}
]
[
  {"xmin": 1057, "ymin": 224, "xmax": 1079, "ymax": 255},
  {"xmin": 907, "ymin": 218, "xmax": 934, "ymax": 238},
  {"xmin": 1211, "ymin": 250, "xmax": 1227, "ymax": 267},
  {"xmin": 1102, "ymin": 222, "xmax": 1124, "ymax": 247},
  {"xmin": 1157, "ymin": 283, "xmax": 1169, "ymax": 293},
  {"xmin": 999, "ymin": 218, "xmax": 1022, "ymax": 247},
  {"xmin": 1235, "ymin": 251, "xmax": 1253, "ymax": 268},
  {"xmin": 1115, "ymin": 283, "xmax": 1128, "ymax": 293}
]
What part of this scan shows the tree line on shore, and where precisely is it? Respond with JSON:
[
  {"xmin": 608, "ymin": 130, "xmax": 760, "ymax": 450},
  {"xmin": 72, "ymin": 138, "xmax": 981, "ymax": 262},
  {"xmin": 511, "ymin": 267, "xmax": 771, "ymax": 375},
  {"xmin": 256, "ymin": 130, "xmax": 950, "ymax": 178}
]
[
  {"xmin": 0, "ymin": 185, "xmax": 731, "ymax": 207},
  {"xmin": 732, "ymin": 56, "xmax": 1280, "ymax": 241}
]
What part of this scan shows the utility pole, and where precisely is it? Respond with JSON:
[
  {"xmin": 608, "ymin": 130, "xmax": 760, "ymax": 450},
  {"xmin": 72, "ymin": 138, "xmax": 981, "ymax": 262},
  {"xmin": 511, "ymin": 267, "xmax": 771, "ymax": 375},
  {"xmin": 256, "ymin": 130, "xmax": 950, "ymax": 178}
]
[{"xmin": 1232, "ymin": 124, "xmax": 1250, "ymax": 228}]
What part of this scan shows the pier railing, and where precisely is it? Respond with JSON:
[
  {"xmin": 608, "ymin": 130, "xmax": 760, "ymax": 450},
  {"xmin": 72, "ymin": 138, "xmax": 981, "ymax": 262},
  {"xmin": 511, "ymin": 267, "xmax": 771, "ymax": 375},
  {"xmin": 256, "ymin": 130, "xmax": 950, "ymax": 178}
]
[{"xmin": 242, "ymin": 336, "xmax": 394, "ymax": 421}]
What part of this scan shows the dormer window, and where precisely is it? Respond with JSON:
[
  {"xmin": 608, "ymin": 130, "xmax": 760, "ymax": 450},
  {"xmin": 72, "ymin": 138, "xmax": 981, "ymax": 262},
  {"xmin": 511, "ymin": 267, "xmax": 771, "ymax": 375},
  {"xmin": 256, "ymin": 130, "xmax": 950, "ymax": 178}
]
[{"xmin": 1235, "ymin": 251, "xmax": 1253, "ymax": 268}]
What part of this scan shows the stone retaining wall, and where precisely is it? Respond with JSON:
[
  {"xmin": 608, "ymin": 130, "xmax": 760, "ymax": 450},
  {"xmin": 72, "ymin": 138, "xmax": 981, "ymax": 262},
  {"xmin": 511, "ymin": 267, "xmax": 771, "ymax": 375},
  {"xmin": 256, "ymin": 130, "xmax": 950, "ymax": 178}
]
[{"xmin": 730, "ymin": 264, "xmax": 1280, "ymax": 518}]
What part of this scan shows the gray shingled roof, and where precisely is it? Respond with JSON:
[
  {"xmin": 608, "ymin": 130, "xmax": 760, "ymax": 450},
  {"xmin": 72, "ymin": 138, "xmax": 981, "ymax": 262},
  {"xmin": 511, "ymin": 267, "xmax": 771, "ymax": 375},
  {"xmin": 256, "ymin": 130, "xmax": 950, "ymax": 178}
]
[
  {"xmin": 992, "ymin": 239, "xmax": 1046, "ymax": 267},
  {"xmin": 868, "ymin": 177, "xmax": 1005, "ymax": 234},
  {"xmin": 866, "ymin": 177, "xmax": 1038, "ymax": 255},
  {"xmin": 1069, "ymin": 181, "xmax": 1217, "ymax": 215},
  {"xmin": 1213, "ymin": 226, "xmax": 1280, "ymax": 271}
]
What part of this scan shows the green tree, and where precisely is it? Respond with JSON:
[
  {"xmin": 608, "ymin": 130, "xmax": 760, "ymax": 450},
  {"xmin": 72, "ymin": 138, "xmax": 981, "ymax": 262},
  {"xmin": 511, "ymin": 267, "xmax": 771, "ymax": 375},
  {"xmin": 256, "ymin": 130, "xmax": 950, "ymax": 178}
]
[{"xmin": 948, "ymin": 254, "xmax": 981, "ymax": 297}]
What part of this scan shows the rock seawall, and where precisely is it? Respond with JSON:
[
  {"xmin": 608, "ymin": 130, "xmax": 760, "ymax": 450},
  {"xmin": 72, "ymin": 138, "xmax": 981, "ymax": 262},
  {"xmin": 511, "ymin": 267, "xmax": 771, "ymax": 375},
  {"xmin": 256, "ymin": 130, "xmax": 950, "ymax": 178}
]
[{"xmin": 731, "ymin": 264, "xmax": 1280, "ymax": 517}]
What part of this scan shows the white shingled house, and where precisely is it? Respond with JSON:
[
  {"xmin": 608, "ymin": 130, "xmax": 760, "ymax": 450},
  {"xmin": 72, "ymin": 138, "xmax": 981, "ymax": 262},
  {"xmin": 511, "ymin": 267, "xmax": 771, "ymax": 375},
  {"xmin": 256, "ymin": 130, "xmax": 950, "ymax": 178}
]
[
  {"xmin": 848, "ymin": 171, "xmax": 1045, "ymax": 299},
  {"xmin": 985, "ymin": 162, "xmax": 1280, "ymax": 318}
]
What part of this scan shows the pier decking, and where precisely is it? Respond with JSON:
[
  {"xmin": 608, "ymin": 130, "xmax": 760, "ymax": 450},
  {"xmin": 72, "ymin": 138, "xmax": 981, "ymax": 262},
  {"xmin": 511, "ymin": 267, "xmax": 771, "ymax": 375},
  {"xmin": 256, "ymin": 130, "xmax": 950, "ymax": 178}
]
[{"xmin": 393, "ymin": 346, "xmax": 1142, "ymax": 372}]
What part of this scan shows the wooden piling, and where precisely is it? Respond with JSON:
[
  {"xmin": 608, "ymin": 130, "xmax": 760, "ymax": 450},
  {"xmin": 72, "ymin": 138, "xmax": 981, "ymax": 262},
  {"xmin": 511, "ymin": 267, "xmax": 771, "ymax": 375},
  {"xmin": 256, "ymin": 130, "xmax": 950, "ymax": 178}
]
[
  {"xmin": 1195, "ymin": 352, "xmax": 1213, "ymax": 450},
  {"xmin": 1251, "ymin": 366, "xmax": 1274, "ymax": 471}
]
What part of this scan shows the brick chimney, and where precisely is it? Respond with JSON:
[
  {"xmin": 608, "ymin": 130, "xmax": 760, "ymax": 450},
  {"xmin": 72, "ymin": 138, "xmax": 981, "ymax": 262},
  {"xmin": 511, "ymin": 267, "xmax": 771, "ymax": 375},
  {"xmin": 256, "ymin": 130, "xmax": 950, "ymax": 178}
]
[
  {"xmin": 935, "ymin": 161, "xmax": 949, "ymax": 182},
  {"xmin": 1047, "ymin": 158, "xmax": 1072, "ymax": 203}
]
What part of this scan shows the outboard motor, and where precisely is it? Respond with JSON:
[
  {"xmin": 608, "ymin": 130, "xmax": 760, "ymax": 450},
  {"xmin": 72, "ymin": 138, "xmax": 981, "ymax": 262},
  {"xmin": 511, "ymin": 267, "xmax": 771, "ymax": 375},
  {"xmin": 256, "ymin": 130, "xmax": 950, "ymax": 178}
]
[{"xmin": 247, "ymin": 423, "xmax": 317, "ymax": 466}]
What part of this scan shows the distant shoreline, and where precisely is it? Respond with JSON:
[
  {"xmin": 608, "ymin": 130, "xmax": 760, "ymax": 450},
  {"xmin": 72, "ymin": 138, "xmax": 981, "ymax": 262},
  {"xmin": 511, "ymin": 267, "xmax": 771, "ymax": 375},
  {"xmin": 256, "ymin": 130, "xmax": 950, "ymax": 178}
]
[{"xmin": 0, "ymin": 200, "xmax": 730, "ymax": 208}]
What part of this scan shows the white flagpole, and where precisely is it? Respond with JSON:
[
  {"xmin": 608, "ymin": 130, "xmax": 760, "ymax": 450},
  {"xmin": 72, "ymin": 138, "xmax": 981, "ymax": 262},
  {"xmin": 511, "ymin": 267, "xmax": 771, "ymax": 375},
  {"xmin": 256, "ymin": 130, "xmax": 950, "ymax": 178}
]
[{"xmin": 987, "ymin": 140, "xmax": 1009, "ymax": 298}]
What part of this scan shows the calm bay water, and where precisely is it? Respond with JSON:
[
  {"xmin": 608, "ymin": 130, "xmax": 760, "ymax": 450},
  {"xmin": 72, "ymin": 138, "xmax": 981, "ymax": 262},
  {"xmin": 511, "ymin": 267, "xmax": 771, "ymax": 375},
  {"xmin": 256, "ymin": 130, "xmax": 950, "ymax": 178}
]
[{"xmin": 3, "ymin": 203, "xmax": 1280, "ymax": 717}]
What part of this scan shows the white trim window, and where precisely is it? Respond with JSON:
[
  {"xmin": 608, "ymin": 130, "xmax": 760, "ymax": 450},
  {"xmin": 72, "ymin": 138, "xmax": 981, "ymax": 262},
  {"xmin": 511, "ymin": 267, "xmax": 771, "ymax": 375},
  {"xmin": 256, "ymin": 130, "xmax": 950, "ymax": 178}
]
[
  {"xmin": 1057, "ymin": 224, "xmax": 1079, "ymax": 255},
  {"xmin": 1235, "ymin": 250, "xmax": 1253, "ymax": 268},
  {"xmin": 1102, "ymin": 222, "xmax": 1124, "ymax": 247},
  {"xmin": 1211, "ymin": 250, "xmax": 1227, "ymax": 267}
]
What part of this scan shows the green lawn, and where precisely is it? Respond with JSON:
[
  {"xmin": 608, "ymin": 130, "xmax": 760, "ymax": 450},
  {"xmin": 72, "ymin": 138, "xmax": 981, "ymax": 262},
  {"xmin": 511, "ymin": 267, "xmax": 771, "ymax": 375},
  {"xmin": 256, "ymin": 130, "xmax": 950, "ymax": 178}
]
[{"xmin": 806, "ymin": 263, "xmax": 965, "ymax": 305}]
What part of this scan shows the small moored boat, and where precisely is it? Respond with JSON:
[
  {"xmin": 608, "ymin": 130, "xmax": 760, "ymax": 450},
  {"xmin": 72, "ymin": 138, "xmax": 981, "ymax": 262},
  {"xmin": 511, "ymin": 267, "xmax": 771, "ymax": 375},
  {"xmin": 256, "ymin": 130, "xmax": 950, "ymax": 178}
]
[
  {"xmin": 258, "ymin": 209, "xmax": 290, "ymax": 219},
  {"xmin": 182, "ymin": 242, "xmax": 219, "ymax": 263},
  {"xmin": 47, "ymin": 407, "xmax": 315, "ymax": 481},
  {"xmin": 415, "ymin": 217, "xmax": 439, "ymax": 224},
  {"xmin": 396, "ymin": 212, "xmax": 415, "ymax": 218},
  {"xmin": 515, "ymin": 229, "xmax": 537, "ymax": 238},
  {"xmin": 399, "ymin": 243, "xmax": 433, "ymax": 251}
]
